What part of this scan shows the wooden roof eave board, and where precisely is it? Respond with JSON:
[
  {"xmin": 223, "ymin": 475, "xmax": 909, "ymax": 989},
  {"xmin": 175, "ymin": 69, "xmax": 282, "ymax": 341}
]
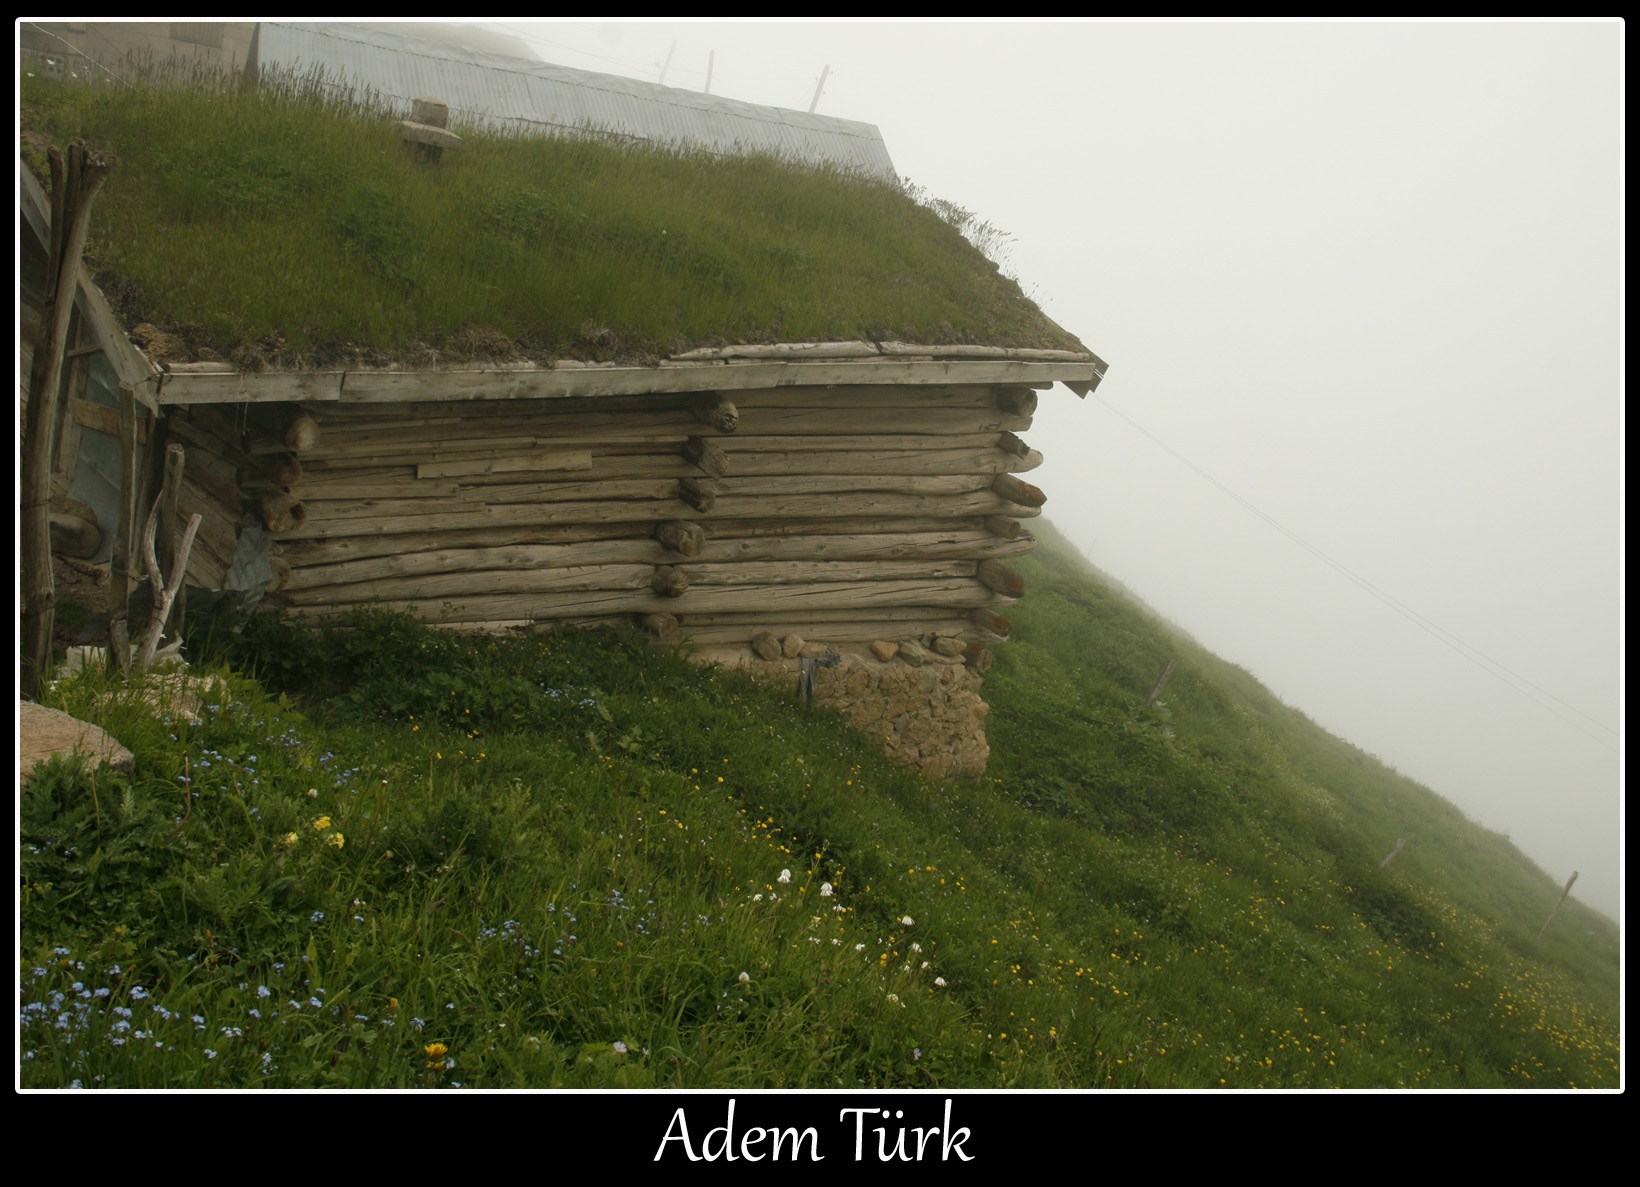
[
  {"xmin": 19, "ymin": 162, "xmax": 162, "ymax": 413},
  {"xmin": 154, "ymin": 357, "xmax": 1104, "ymax": 407}
]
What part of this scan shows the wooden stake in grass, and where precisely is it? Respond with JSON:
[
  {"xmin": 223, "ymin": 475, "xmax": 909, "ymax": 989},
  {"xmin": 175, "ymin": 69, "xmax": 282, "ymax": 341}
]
[
  {"xmin": 21, "ymin": 140, "xmax": 116, "ymax": 698},
  {"xmin": 1534, "ymin": 871, "xmax": 1579, "ymax": 950},
  {"xmin": 1141, "ymin": 659, "xmax": 1177, "ymax": 711},
  {"xmin": 135, "ymin": 444, "xmax": 203, "ymax": 671}
]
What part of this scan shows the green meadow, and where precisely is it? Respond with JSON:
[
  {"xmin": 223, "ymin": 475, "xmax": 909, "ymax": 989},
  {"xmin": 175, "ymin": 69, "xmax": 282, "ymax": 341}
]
[{"xmin": 21, "ymin": 525, "xmax": 1619, "ymax": 1089}]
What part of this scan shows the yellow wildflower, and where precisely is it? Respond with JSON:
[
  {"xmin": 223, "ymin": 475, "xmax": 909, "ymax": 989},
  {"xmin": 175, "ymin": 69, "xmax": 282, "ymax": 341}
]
[
  {"xmin": 327, "ymin": 832, "xmax": 345, "ymax": 849},
  {"xmin": 312, "ymin": 816, "xmax": 331, "ymax": 830}
]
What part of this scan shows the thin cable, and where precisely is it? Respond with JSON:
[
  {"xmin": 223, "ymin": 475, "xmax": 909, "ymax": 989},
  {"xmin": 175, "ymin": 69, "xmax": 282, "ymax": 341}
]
[
  {"xmin": 1089, "ymin": 391, "xmax": 1618, "ymax": 749},
  {"xmin": 21, "ymin": 23, "xmax": 135, "ymax": 88}
]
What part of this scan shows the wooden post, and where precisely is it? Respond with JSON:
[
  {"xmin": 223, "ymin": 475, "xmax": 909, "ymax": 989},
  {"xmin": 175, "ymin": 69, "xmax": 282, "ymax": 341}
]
[
  {"xmin": 1534, "ymin": 871, "xmax": 1578, "ymax": 950},
  {"xmin": 21, "ymin": 140, "xmax": 116, "ymax": 698},
  {"xmin": 135, "ymin": 444, "xmax": 203, "ymax": 670},
  {"xmin": 106, "ymin": 388, "xmax": 142, "ymax": 676},
  {"xmin": 1378, "ymin": 838, "xmax": 1407, "ymax": 869},
  {"xmin": 1141, "ymin": 659, "xmax": 1177, "ymax": 711}
]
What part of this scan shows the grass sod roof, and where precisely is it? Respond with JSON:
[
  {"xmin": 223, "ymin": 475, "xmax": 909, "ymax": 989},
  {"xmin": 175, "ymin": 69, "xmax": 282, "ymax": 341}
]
[{"xmin": 20, "ymin": 70, "xmax": 1086, "ymax": 372}]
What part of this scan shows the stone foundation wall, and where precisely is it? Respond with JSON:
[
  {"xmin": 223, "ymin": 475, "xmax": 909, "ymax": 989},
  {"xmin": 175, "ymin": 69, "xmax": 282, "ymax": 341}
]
[{"xmin": 736, "ymin": 642, "xmax": 991, "ymax": 779}]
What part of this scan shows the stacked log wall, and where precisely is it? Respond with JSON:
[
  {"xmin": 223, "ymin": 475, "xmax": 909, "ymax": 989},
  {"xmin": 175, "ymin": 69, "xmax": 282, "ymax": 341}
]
[
  {"xmin": 247, "ymin": 381, "xmax": 1048, "ymax": 777},
  {"xmin": 265, "ymin": 383, "xmax": 1040, "ymax": 656}
]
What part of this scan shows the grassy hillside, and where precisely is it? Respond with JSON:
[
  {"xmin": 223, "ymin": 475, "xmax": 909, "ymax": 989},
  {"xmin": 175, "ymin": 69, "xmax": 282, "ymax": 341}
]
[
  {"xmin": 20, "ymin": 527, "xmax": 1619, "ymax": 1089},
  {"xmin": 19, "ymin": 68, "xmax": 1081, "ymax": 367}
]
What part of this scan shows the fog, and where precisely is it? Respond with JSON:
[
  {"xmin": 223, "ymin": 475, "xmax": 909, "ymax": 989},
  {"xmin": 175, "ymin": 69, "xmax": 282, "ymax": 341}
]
[{"xmin": 412, "ymin": 21, "xmax": 1625, "ymax": 919}]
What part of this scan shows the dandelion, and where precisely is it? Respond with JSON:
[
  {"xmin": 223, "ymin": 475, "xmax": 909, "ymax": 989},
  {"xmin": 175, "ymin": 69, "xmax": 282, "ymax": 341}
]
[
  {"xmin": 819, "ymin": 883, "xmax": 834, "ymax": 897},
  {"xmin": 424, "ymin": 1042, "xmax": 449, "ymax": 1059}
]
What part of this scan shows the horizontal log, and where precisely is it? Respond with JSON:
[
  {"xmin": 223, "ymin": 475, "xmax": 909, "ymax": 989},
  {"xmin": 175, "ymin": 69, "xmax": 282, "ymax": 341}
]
[
  {"xmin": 279, "ymin": 563, "xmax": 655, "ymax": 607},
  {"xmin": 678, "ymin": 477, "xmax": 718, "ymax": 512},
  {"xmin": 655, "ymin": 520, "xmax": 705, "ymax": 558},
  {"xmin": 678, "ymin": 619, "xmax": 980, "ymax": 647},
  {"xmin": 260, "ymin": 490, "xmax": 308, "ymax": 534},
  {"xmin": 690, "ymin": 393, "xmax": 739, "ymax": 434},
  {"xmin": 416, "ymin": 450, "xmax": 592, "ymax": 479},
  {"xmin": 284, "ymin": 529, "xmax": 1034, "ymax": 591},
  {"xmin": 682, "ymin": 436, "xmax": 731, "ymax": 477},
  {"xmin": 685, "ymin": 560, "xmax": 976, "ymax": 586},
  {"xmin": 996, "ymin": 388, "xmax": 1038, "ymax": 417},
  {"xmin": 50, "ymin": 512, "xmax": 102, "ymax": 559},
  {"xmin": 976, "ymin": 560, "xmax": 1026, "ymax": 597},
  {"xmin": 650, "ymin": 565, "xmax": 689, "ymax": 597},
  {"xmin": 991, "ymin": 472, "xmax": 1047, "ymax": 508},
  {"xmin": 279, "ymin": 578, "xmax": 1014, "ymax": 623},
  {"xmin": 278, "ymin": 522, "xmax": 659, "ymax": 566}
]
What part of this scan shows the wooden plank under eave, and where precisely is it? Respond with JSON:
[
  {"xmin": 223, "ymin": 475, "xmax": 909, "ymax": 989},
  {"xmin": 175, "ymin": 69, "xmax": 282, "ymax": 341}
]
[{"xmin": 157, "ymin": 369, "xmax": 347, "ymax": 404}]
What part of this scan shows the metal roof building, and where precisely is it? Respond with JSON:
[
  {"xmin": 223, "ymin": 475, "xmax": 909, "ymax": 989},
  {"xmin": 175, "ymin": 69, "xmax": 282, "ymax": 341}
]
[{"xmin": 246, "ymin": 22, "xmax": 897, "ymax": 179}]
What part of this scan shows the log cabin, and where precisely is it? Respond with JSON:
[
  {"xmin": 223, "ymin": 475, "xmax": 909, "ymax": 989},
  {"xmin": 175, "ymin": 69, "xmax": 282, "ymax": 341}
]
[{"xmin": 20, "ymin": 22, "xmax": 1107, "ymax": 777}]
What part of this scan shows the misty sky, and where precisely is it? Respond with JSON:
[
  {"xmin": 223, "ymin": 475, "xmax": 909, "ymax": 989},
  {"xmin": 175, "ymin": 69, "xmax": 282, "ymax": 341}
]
[{"xmin": 460, "ymin": 19, "xmax": 1624, "ymax": 920}]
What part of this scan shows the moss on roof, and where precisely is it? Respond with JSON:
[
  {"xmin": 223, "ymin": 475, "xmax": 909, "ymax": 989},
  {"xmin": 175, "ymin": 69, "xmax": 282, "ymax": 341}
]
[{"xmin": 21, "ymin": 72, "xmax": 1084, "ymax": 370}]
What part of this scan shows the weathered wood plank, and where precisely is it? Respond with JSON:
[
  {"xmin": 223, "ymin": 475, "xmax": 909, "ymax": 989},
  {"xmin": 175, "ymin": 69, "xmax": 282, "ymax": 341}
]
[
  {"xmin": 415, "ymin": 450, "xmax": 592, "ymax": 479},
  {"xmin": 279, "ymin": 578, "xmax": 1014, "ymax": 623},
  {"xmin": 280, "ymin": 564, "xmax": 656, "ymax": 607},
  {"xmin": 157, "ymin": 358, "xmax": 1099, "ymax": 405}
]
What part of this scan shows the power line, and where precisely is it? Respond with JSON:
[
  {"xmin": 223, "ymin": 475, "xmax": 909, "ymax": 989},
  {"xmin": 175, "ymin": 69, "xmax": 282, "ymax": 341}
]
[{"xmin": 1088, "ymin": 390, "xmax": 1619, "ymax": 750}]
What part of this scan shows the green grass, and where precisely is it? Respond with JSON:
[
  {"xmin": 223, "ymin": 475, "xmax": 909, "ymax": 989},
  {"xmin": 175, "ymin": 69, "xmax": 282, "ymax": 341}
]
[
  {"xmin": 21, "ymin": 526, "xmax": 1619, "ymax": 1089},
  {"xmin": 20, "ymin": 67, "xmax": 1082, "ymax": 366}
]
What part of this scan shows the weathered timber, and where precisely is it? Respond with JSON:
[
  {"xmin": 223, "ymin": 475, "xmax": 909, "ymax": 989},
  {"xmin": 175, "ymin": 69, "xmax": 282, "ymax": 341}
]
[
  {"xmin": 991, "ymin": 472, "xmax": 1047, "ymax": 508},
  {"xmin": 643, "ymin": 612, "xmax": 682, "ymax": 642},
  {"xmin": 650, "ymin": 566, "xmax": 690, "ymax": 597},
  {"xmin": 259, "ymin": 490, "xmax": 308, "ymax": 533},
  {"xmin": 157, "ymin": 358, "xmax": 1102, "ymax": 406},
  {"xmin": 266, "ymin": 454, "xmax": 303, "ymax": 489},
  {"xmin": 279, "ymin": 522, "xmax": 651, "ymax": 566},
  {"xmin": 278, "ymin": 564, "xmax": 656, "ymax": 607},
  {"xmin": 105, "ymin": 388, "xmax": 142, "ymax": 676},
  {"xmin": 267, "ymin": 554, "xmax": 293, "ymax": 593},
  {"xmin": 976, "ymin": 560, "xmax": 1027, "ymax": 597},
  {"xmin": 284, "ymin": 413, "xmax": 320, "ymax": 453},
  {"xmin": 984, "ymin": 515, "xmax": 1028, "ymax": 540},
  {"xmin": 996, "ymin": 387, "xmax": 1038, "ymax": 417},
  {"xmin": 416, "ymin": 450, "xmax": 592, "ymax": 479},
  {"xmin": 997, "ymin": 431, "xmax": 1031, "ymax": 458},
  {"xmin": 678, "ymin": 477, "xmax": 718, "ymax": 512},
  {"xmin": 963, "ymin": 643, "xmax": 995, "ymax": 673},
  {"xmin": 279, "ymin": 579, "xmax": 1014, "ymax": 624},
  {"xmin": 971, "ymin": 608, "xmax": 1013, "ymax": 638},
  {"xmin": 283, "ymin": 530, "xmax": 1032, "ymax": 592},
  {"xmin": 655, "ymin": 520, "xmax": 705, "ymax": 557},
  {"xmin": 690, "ymin": 393, "xmax": 739, "ymax": 433},
  {"xmin": 135, "ymin": 446, "xmax": 202, "ymax": 670},
  {"xmin": 682, "ymin": 436, "xmax": 731, "ymax": 477},
  {"xmin": 686, "ymin": 560, "xmax": 977, "ymax": 586},
  {"xmin": 22, "ymin": 141, "xmax": 116, "ymax": 696}
]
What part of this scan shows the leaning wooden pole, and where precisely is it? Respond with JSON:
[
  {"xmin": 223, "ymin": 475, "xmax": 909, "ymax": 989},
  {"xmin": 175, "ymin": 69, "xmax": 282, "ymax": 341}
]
[
  {"xmin": 1533, "ymin": 871, "xmax": 1578, "ymax": 951},
  {"xmin": 21, "ymin": 141, "xmax": 117, "ymax": 699}
]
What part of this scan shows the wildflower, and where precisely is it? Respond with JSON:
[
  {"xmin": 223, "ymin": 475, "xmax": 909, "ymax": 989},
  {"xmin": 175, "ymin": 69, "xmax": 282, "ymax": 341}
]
[
  {"xmin": 281, "ymin": 832, "xmax": 299, "ymax": 847},
  {"xmin": 312, "ymin": 816, "xmax": 331, "ymax": 830},
  {"xmin": 257, "ymin": 985, "xmax": 272, "ymax": 999},
  {"xmin": 204, "ymin": 1049, "xmax": 218, "ymax": 1060},
  {"xmin": 738, "ymin": 972, "xmax": 751, "ymax": 983},
  {"xmin": 777, "ymin": 869, "xmax": 792, "ymax": 884},
  {"xmin": 910, "ymin": 942, "xmax": 922, "ymax": 953},
  {"xmin": 935, "ymin": 977, "xmax": 948, "ymax": 988},
  {"xmin": 424, "ymin": 1042, "xmax": 449, "ymax": 1059},
  {"xmin": 902, "ymin": 916, "xmax": 915, "ymax": 927},
  {"xmin": 306, "ymin": 788, "xmax": 318, "ymax": 799},
  {"xmin": 327, "ymin": 832, "xmax": 345, "ymax": 849},
  {"xmin": 819, "ymin": 883, "xmax": 834, "ymax": 897},
  {"xmin": 886, "ymin": 994, "xmax": 900, "ymax": 1004},
  {"xmin": 855, "ymin": 943, "xmax": 866, "ymax": 952},
  {"xmin": 310, "ymin": 911, "xmax": 325, "ymax": 923},
  {"xmin": 613, "ymin": 1041, "xmax": 628, "ymax": 1054}
]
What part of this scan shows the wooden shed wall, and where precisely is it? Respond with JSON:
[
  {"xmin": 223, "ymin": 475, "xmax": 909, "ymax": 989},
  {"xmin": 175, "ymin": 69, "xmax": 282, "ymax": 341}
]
[{"xmin": 247, "ymin": 382, "xmax": 1047, "ymax": 652}]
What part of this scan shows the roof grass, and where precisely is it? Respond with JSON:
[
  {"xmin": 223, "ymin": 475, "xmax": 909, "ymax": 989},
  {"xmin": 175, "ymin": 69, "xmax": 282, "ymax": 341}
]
[{"xmin": 21, "ymin": 68, "xmax": 1085, "ymax": 369}]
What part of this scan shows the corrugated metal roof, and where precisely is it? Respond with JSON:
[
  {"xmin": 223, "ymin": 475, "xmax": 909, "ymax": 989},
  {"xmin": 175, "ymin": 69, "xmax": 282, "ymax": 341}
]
[{"xmin": 248, "ymin": 22, "xmax": 897, "ymax": 179}]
